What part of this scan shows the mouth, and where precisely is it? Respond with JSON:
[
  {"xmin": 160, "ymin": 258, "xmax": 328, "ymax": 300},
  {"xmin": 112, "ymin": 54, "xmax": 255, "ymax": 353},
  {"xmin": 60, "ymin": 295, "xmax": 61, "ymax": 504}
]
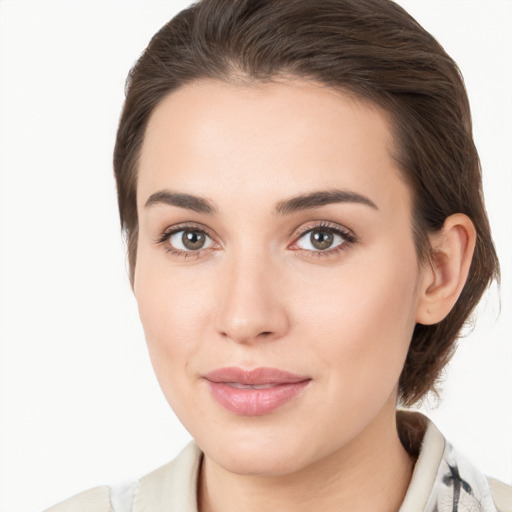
[
  {"xmin": 202, "ymin": 367, "xmax": 311, "ymax": 416},
  {"xmin": 220, "ymin": 382, "xmax": 282, "ymax": 389}
]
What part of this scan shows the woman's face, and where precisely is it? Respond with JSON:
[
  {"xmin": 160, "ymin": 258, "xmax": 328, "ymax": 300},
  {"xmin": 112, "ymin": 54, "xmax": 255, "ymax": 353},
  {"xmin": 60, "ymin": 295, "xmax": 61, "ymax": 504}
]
[{"xmin": 134, "ymin": 79, "xmax": 427, "ymax": 476}]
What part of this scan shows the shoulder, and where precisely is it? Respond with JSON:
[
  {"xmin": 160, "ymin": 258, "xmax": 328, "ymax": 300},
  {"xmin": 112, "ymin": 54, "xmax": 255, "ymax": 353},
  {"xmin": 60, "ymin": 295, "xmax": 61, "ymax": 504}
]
[
  {"xmin": 487, "ymin": 476, "xmax": 512, "ymax": 512},
  {"xmin": 43, "ymin": 441, "xmax": 202, "ymax": 512},
  {"xmin": 397, "ymin": 410, "xmax": 511, "ymax": 512},
  {"xmin": 43, "ymin": 486, "xmax": 111, "ymax": 512}
]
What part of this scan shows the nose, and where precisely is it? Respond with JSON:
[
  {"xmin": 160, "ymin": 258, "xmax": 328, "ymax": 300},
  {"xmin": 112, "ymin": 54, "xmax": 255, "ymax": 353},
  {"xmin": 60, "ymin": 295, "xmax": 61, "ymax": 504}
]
[{"xmin": 214, "ymin": 249, "xmax": 290, "ymax": 345}]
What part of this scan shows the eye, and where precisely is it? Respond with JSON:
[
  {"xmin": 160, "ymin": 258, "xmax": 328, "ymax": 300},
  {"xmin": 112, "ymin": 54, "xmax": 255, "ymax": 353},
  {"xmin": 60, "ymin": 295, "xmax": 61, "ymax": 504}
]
[
  {"xmin": 293, "ymin": 224, "xmax": 354, "ymax": 253},
  {"xmin": 166, "ymin": 229, "xmax": 213, "ymax": 252}
]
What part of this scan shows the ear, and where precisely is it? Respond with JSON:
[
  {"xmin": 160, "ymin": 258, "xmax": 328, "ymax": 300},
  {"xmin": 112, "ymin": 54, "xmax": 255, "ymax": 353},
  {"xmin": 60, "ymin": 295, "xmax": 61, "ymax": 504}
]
[{"xmin": 415, "ymin": 213, "xmax": 476, "ymax": 325}]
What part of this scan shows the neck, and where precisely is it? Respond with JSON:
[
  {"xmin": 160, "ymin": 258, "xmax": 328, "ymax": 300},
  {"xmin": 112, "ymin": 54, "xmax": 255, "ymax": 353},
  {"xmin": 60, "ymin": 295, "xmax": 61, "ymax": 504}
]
[{"xmin": 198, "ymin": 402, "xmax": 415, "ymax": 512}]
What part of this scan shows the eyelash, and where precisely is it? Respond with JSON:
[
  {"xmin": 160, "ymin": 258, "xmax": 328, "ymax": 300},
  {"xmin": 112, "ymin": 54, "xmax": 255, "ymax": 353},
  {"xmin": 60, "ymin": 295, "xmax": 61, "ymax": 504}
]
[{"xmin": 155, "ymin": 221, "xmax": 357, "ymax": 260}]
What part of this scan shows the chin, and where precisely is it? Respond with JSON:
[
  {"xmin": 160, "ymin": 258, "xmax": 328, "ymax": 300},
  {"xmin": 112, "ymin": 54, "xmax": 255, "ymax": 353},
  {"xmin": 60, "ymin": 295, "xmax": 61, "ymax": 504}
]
[
  {"xmin": 197, "ymin": 423, "xmax": 323, "ymax": 477},
  {"xmin": 214, "ymin": 445, "xmax": 310, "ymax": 477}
]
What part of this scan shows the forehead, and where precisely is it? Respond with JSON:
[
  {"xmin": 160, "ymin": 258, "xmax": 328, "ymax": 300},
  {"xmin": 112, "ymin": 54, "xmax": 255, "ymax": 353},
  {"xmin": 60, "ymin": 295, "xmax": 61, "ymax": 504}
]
[{"xmin": 137, "ymin": 79, "xmax": 409, "ymax": 214}]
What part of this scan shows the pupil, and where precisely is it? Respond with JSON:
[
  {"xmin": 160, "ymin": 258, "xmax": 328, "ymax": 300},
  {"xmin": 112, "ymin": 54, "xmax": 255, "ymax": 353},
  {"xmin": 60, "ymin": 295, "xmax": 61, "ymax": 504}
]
[
  {"xmin": 311, "ymin": 230, "xmax": 333, "ymax": 250},
  {"xmin": 183, "ymin": 231, "xmax": 205, "ymax": 250}
]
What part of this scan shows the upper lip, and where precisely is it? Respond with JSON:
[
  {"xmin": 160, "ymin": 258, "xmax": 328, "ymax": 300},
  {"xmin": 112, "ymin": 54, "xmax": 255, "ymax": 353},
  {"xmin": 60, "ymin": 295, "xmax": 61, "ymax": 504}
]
[{"xmin": 203, "ymin": 367, "xmax": 310, "ymax": 385}]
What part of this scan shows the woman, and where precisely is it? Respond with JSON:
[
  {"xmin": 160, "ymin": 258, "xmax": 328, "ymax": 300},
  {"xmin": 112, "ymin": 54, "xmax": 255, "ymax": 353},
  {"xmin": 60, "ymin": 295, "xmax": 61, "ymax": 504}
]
[{"xmin": 43, "ymin": 0, "xmax": 510, "ymax": 510}]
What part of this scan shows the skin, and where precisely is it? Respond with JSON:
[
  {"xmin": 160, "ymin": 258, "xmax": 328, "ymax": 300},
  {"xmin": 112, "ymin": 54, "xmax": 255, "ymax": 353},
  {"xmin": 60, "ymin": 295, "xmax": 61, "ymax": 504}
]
[{"xmin": 134, "ymin": 79, "xmax": 475, "ymax": 512}]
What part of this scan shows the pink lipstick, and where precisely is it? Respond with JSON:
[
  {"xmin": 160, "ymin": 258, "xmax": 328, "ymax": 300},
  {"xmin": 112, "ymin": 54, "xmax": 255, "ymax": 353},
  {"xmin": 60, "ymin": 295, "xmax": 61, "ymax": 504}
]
[{"xmin": 203, "ymin": 367, "xmax": 311, "ymax": 416}]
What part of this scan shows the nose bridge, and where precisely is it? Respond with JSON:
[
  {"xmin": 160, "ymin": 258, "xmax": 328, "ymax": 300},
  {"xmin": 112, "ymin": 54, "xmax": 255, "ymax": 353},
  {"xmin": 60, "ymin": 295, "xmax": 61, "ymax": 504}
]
[{"xmin": 215, "ymin": 243, "xmax": 288, "ymax": 344}]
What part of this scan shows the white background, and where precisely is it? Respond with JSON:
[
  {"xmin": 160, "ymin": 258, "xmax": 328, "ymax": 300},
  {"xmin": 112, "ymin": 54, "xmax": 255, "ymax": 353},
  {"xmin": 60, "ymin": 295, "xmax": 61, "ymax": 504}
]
[{"xmin": 0, "ymin": 1, "xmax": 510, "ymax": 511}]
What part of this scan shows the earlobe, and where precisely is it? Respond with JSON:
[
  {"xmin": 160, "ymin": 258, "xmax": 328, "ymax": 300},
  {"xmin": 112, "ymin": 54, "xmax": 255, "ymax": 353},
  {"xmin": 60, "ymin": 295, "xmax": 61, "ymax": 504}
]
[{"xmin": 415, "ymin": 214, "xmax": 476, "ymax": 325}]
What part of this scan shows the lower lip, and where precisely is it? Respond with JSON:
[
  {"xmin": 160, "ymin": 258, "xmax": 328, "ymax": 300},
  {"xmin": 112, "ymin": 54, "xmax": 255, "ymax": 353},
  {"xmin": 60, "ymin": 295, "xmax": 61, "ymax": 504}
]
[{"xmin": 205, "ymin": 380, "xmax": 310, "ymax": 416}]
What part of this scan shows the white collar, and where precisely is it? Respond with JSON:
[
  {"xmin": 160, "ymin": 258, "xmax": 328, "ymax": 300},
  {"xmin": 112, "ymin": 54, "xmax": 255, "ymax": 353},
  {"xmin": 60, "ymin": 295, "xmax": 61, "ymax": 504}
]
[{"xmin": 398, "ymin": 410, "xmax": 498, "ymax": 512}]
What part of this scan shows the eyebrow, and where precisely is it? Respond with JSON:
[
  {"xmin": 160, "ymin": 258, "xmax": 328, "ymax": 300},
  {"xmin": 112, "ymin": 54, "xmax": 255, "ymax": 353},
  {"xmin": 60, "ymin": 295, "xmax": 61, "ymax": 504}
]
[
  {"xmin": 144, "ymin": 188, "xmax": 378, "ymax": 214},
  {"xmin": 274, "ymin": 189, "xmax": 378, "ymax": 214},
  {"xmin": 145, "ymin": 190, "xmax": 217, "ymax": 214}
]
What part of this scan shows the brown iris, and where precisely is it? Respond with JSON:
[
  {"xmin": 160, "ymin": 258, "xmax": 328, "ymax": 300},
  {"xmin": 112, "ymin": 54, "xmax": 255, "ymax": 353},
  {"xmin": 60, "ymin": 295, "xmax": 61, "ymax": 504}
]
[
  {"xmin": 182, "ymin": 231, "xmax": 206, "ymax": 250},
  {"xmin": 310, "ymin": 230, "xmax": 334, "ymax": 250}
]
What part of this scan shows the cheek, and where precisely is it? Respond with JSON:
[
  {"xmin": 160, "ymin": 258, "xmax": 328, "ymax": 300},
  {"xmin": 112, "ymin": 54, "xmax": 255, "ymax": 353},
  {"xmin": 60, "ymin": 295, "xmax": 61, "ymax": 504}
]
[
  {"xmin": 135, "ymin": 243, "xmax": 211, "ymax": 335},
  {"xmin": 133, "ymin": 252, "xmax": 210, "ymax": 399},
  {"xmin": 293, "ymin": 251, "xmax": 419, "ymax": 391}
]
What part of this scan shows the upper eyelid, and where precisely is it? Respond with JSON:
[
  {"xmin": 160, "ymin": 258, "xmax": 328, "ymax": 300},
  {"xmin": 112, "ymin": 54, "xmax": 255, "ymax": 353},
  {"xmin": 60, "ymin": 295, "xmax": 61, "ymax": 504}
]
[
  {"xmin": 158, "ymin": 222, "xmax": 217, "ymax": 241},
  {"xmin": 293, "ymin": 221, "xmax": 352, "ymax": 236},
  {"xmin": 160, "ymin": 220, "xmax": 351, "ymax": 238},
  {"xmin": 290, "ymin": 221, "xmax": 356, "ymax": 246}
]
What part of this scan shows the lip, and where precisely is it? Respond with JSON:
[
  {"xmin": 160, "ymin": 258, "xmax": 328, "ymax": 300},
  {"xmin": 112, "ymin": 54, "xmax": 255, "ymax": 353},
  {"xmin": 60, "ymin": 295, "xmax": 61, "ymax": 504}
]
[{"xmin": 203, "ymin": 367, "xmax": 311, "ymax": 416}]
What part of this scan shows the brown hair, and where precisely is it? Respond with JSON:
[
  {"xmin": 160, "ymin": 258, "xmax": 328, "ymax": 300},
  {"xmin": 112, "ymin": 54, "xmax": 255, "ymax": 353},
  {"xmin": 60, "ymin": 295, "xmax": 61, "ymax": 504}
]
[{"xmin": 113, "ymin": 0, "xmax": 499, "ymax": 405}]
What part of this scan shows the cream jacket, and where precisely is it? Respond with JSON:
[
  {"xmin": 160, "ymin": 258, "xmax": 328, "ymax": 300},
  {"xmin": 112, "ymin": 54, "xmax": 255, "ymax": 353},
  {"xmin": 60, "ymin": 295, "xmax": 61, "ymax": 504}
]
[{"xmin": 45, "ymin": 412, "xmax": 511, "ymax": 512}]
